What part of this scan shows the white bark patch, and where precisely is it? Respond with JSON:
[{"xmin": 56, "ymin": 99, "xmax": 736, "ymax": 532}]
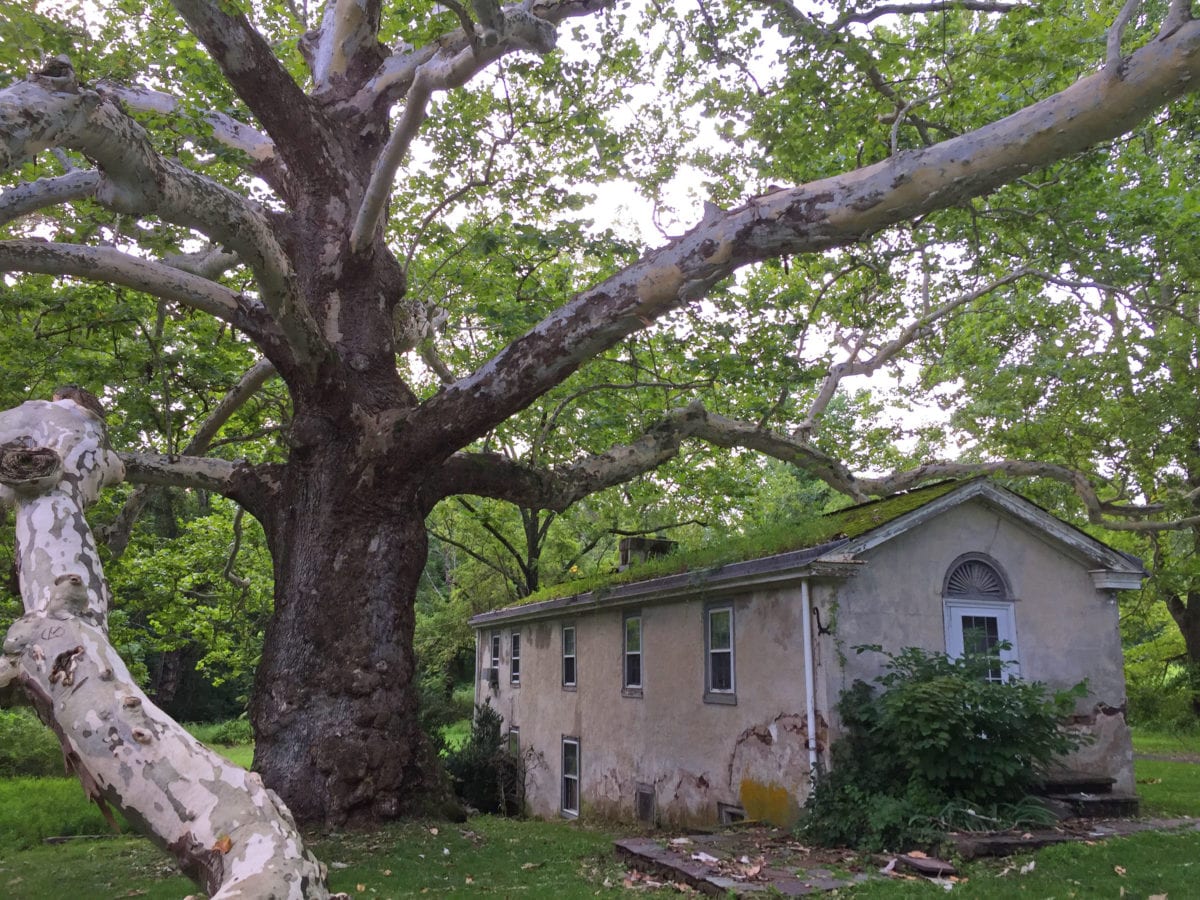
[
  {"xmin": 0, "ymin": 399, "xmax": 329, "ymax": 898},
  {"xmin": 324, "ymin": 290, "xmax": 344, "ymax": 342}
]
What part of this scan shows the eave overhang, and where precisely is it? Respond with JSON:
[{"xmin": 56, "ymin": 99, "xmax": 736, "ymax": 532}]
[{"xmin": 469, "ymin": 543, "xmax": 860, "ymax": 629}]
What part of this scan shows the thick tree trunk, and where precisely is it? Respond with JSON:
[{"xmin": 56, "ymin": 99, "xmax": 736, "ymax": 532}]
[{"xmin": 252, "ymin": 446, "xmax": 440, "ymax": 824}]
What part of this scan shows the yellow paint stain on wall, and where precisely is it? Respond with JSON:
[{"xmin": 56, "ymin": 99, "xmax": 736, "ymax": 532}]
[{"xmin": 738, "ymin": 778, "xmax": 800, "ymax": 827}]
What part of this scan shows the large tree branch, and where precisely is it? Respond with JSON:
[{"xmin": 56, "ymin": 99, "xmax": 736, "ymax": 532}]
[
  {"xmin": 349, "ymin": 6, "xmax": 557, "ymax": 250},
  {"xmin": 120, "ymin": 452, "xmax": 247, "ymax": 495},
  {"xmin": 0, "ymin": 170, "xmax": 99, "ymax": 227},
  {"xmin": 96, "ymin": 81, "xmax": 284, "ymax": 193},
  {"xmin": 170, "ymin": 0, "xmax": 344, "ymax": 191},
  {"xmin": 352, "ymin": 0, "xmax": 613, "ymax": 113},
  {"xmin": 828, "ymin": 1, "xmax": 1020, "ymax": 30},
  {"xmin": 301, "ymin": 0, "xmax": 385, "ymax": 94},
  {"xmin": 405, "ymin": 19, "xmax": 1200, "ymax": 461},
  {"xmin": 103, "ymin": 359, "xmax": 278, "ymax": 559},
  {"xmin": 0, "ymin": 66, "xmax": 324, "ymax": 365},
  {"xmin": 0, "ymin": 240, "xmax": 257, "ymax": 327},
  {"xmin": 428, "ymin": 403, "xmax": 1200, "ymax": 532},
  {"xmin": 0, "ymin": 399, "xmax": 326, "ymax": 897}
]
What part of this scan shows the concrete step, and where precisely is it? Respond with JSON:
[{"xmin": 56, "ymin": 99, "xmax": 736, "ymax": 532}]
[
  {"xmin": 1044, "ymin": 792, "xmax": 1140, "ymax": 819},
  {"xmin": 1036, "ymin": 773, "xmax": 1117, "ymax": 795}
]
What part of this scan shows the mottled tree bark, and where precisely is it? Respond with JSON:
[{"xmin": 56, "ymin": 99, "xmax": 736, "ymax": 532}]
[{"xmin": 0, "ymin": 399, "xmax": 329, "ymax": 898}]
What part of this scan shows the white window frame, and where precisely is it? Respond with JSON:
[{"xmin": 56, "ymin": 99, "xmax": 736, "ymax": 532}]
[
  {"xmin": 561, "ymin": 736, "xmax": 580, "ymax": 817},
  {"xmin": 562, "ymin": 624, "xmax": 577, "ymax": 690},
  {"xmin": 623, "ymin": 612, "xmax": 643, "ymax": 694},
  {"xmin": 490, "ymin": 632, "xmax": 500, "ymax": 670},
  {"xmin": 943, "ymin": 599, "xmax": 1019, "ymax": 682},
  {"xmin": 510, "ymin": 630, "xmax": 521, "ymax": 685},
  {"xmin": 705, "ymin": 603, "xmax": 735, "ymax": 703}
]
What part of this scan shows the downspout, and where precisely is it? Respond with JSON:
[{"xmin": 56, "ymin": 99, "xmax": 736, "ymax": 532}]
[
  {"xmin": 801, "ymin": 577, "xmax": 819, "ymax": 773},
  {"xmin": 473, "ymin": 630, "xmax": 481, "ymax": 710}
]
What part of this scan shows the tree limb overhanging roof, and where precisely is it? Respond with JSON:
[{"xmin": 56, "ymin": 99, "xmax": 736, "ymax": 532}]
[{"xmin": 468, "ymin": 479, "xmax": 1145, "ymax": 627}]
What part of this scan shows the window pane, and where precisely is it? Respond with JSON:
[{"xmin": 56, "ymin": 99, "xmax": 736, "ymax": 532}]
[
  {"xmin": 626, "ymin": 654, "xmax": 641, "ymax": 688},
  {"xmin": 625, "ymin": 617, "xmax": 641, "ymax": 652},
  {"xmin": 961, "ymin": 615, "xmax": 1000, "ymax": 655},
  {"xmin": 710, "ymin": 650, "xmax": 732, "ymax": 691},
  {"xmin": 563, "ymin": 656, "xmax": 576, "ymax": 685},
  {"xmin": 562, "ymin": 777, "xmax": 578, "ymax": 813},
  {"xmin": 709, "ymin": 609, "xmax": 731, "ymax": 650},
  {"xmin": 563, "ymin": 740, "xmax": 578, "ymax": 775},
  {"xmin": 563, "ymin": 627, "xmax": 575, "ymax": 655}
]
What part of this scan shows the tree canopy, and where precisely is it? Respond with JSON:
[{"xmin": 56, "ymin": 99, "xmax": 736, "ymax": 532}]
[{"xmin": 2, "ymin": 0, "xmax": 1200, "ymax": 892}]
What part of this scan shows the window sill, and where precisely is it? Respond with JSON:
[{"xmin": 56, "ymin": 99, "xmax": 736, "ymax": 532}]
[
  {"xmin": 562, "ymin": 684, "xmax": 577, "ymax": 692},
  {"xmin": 621, "ymin": 687, "xmax": 643, "ymax": 698},
  {"xmin": 704, "ymin": 691, "xmax": 737, "ymax": 706}
]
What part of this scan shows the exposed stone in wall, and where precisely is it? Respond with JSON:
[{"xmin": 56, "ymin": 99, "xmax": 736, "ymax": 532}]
[
  {"xmin": 1052, "ymin": 701, "xmax": 1136, "ymax": 794},
  {"xmin": 727, "ymin": 712, "xmax": 825, "ymax": 826}
]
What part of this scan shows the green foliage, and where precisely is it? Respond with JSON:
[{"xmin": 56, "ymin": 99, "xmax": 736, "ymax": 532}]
[
  {"xmin": 802, "ymin": 645, "xmax": 1085, "ymax": 851},
  {"xmin": 200, "ymin": 717, "xmax": 253, "ymax": 746},
  {"xmin": 444, "ymin": 703, "xmax": 524, "ymax": 816},
  {"xmin": 0, "ymin": 708, "xmax": 63, "ymax": 778}
]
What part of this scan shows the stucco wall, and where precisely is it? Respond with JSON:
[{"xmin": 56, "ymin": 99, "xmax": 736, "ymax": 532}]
[
  {"xmin": 476, "ymin": 589, "xmax": 819, "ymax": 826},
  {"xmin": 819, "ymin": 498, "xmax": 1134, "ymax": 792},
  {"xmin": 472, "ymin": 496, "xmax": 1135, "ymax": 825}
]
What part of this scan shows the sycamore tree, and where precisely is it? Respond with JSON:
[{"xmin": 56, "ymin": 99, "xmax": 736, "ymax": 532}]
[{"xmin": 4, "ymin": 0, "xmax": 1200, "ymax": 891}]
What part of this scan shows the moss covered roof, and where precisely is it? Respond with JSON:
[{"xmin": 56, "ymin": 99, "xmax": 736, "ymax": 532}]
[{"xmin": 483, "ymin": 479, "xmax": 972, "ymax": 616}]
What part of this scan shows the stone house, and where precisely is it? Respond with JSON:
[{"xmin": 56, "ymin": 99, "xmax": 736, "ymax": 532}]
[{"xmin": 467, "ymin": 479, "xmax": 1144, "ymax": 827}]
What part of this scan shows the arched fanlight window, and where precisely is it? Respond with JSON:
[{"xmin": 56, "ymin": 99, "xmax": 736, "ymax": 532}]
[{"xmin": 945, "ymin": 558, "xmax": 1007, "ymax": 599}]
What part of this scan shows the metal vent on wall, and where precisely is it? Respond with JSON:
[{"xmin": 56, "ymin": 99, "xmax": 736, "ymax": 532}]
[{"xmin": 946, "ymin": 559, "xmax": 1004, "ymax": 598}]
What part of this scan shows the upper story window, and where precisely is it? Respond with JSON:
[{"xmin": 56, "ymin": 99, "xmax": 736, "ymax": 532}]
[
  {"xmin": 943, "ymin": 554, "xmax": 1017, "ymax": 683},
  {"xmin": 562, "ymin": 624, "xmax": 577, "ymax": 689},
  {"xmin": 510, "ymin": 631, "xmax": 521, "ymax": 685},
  {"xmin": 623, "ymin": 613, "xmax": 643, "ymax": 695},
  {"xmin": 490, "ymin": 632, "xmax": 500, "ymax": 670},
  {"xmin": 705, "ymin": 603, "xmax": 735, "ymax": 703}
]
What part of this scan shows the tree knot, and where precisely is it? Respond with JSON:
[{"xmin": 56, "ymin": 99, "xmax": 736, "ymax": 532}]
[{"xmin": 0, "ymin": 440, "xmax": 63, "ymax": 494}]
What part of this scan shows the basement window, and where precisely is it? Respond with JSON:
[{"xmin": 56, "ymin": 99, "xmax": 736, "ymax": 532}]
[{"xmin": 562, "ymin": 737, "xmax": 580, "ymax": 817}]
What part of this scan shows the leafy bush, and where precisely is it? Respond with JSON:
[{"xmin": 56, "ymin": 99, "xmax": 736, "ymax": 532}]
[
  {"xmin": 802, "ymin": 645, "xmax": 1085, "ymax": 851},
  {"xmin": 444, "ymin": 702, "xmax": 524, "ymax": 815},
  {"xmin": 0, "ymin": 708, "xmax": 64, "ymax": 777},
  {"xmin": 1126, "ymin": 661, "xmax": 1200, "ymax": 730}
]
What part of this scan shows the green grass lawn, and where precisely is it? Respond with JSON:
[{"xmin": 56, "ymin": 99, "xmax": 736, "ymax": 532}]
[
  {"xmin": 1131, "ymin": 725, "xmax": 1200, "ymax": 757},
  {"xmin": 2, "ymin": 727, "xmax": 1199, "ymax": 898},
  {"xmin": 842, "ymin": 827, "xmax": 1200, "ymax": 898},
  {"xmin": 0, "ymin": 815, "xmax": 630, "ymax": 899}
]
